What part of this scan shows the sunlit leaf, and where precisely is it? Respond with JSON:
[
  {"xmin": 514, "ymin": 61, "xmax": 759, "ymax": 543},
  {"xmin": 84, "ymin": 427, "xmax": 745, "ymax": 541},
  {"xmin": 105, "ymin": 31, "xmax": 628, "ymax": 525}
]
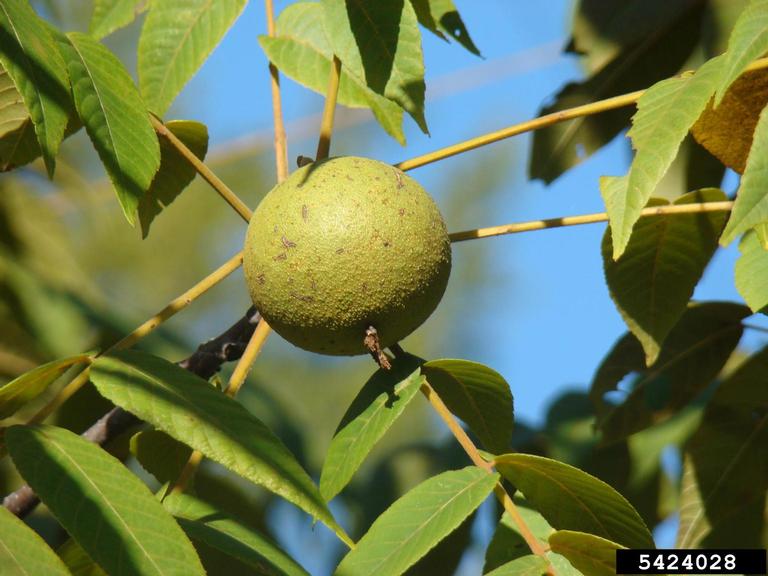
[
  {"xmin": 89, "ymin": 0, "xmax": 147, "ymax": 40},
  {"xmin": 720, "ymin": 103, "xmax": 768, "ymax": 244},
  {"xmin": 323, "ymin": 0, "xmax": 428, "ymax": 133},
  {"xmin": 549, "ymin": 531, "xmax": 623, "ymax": 576},
  {"xmin": 714, "ymin": 0, "xmax": 768, "ymax": 104},
  {"xmin": 410, "ymin": 0, "xmax": 480, "ymax": 56},
  {"xmin": 139, "ymin": 119, "xmax": 209, "ymax": 237},
  {"xmin": 677, "ymin": 345, "xmax": 768, "ymax": 548},
  {"xmin": 0, "ymin": 507, "xmax": 71, "ymax": 576},
  {"xmin": 320, "ymin": 354, "xmax": 424, "ymax": 502},
  {"xmin": 90, "ymin": 350, "xmax": 349, "ymax": 545},
  {"xmin": 735, "ymin": 232, "xmax": 768, "ymax": 312},
  {"xmin": 692, "ymin": 68, "xmax": 768, "ymax": 173},
  {"xmin": 602, "ymin": 189, "xmax": 728, "ymax": 364},
  {"xmin": 334, "ymin": 467, "xmax": 498, "ymax": 575},
  {"xmin": 485, "ymin": 555, "xmax": 550, "ymax": 576},
  {"xmin": 259, "ymin": 2, "xmax": 404, "ymax": 144},
  {"xmin": 0, "ymin": 61, "xmax": 27, "ymax": 138},
  {"xmin": 61, "ymin": 33, "xmax": 160, "ymax": 226},
  {"xmin": 0, "ymin": 354, "xmax": 90, "ymax": 419},
  {"xmin": 6, "ymin": 424, "xmax": 205, "ymax": 576},
  {"xmin": 138, "ymin": 0, "xmax": 247, "ymax": 115},
  {"xmin": 484, "ymin": 501, "xmax": 553, "ymax": 572},
  {"xmin": 422, "ymin": 359, "xmax": 513, "ymax": 454},
  {"xmin": 607, "ymin": 56, "xmax": 725, "ymax": 258},
  {"xmin": 130, "ymin": 428, "xmax": 192, "ymax": 485},
  {"xmin": 58, "ymin": 539, "xmax": 107, "ymax": 576},
  {"xmin": 0, "ymin": 0, "xmax": 70, "ymax": 176},
  {"xmin": 494, "ymin": 454, "xmax": 654, "ymax": 548},
  {"xmin": 164, "ymin": 492, "xmax": 310, "ymax": 576}
]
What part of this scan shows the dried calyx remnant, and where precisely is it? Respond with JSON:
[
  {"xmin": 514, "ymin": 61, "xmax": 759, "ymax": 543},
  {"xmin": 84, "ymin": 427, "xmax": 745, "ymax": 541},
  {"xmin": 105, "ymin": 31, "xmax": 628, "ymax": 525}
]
[{"xmin": 243, "ymin": 156, "xmax": 452, "ymax": 359}]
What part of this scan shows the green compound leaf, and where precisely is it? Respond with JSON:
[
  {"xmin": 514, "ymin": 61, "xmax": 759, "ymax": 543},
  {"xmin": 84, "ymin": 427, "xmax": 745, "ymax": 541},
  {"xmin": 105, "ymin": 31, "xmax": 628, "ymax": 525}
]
[
  {"xmin": 89, "ymin": 0, "xmax": 147, "ymax": 40},
  {"xmin": 422, "ymin": 359, "xmax": 513, "ymax": 454},
  {"xmin": 410, "ymin": 0, "xmax": 480, "ymax": 56},
  {"xmin": 6, "ymin": 424, "xmax": 205, "ymax": 576},
  {"xmin": 320, "ymin": 354, "xmax": 424, "ymax": 502},
  {"xmin": 0, "ymin": 0, "xmax": 70, "ymax": 177},
  {"xmin": 164, "ymin": 492, "xmax": 310, "ymax": 576},
  {"xmin": 602, "ymin": 189, "xmax": 729, "ymax": 365},
  {"xmin": 494, "ymin": 454, "xmax": 654, "ymax": 549},
  {"xmin": 735, "ymin": 231, "xmax": 768, "ymax": 312},
  {"xmin": 0, "ymin": 354, "xmax": 90, "ymax": 419},
  {"xmin": 138, "ymin": 0, "xmax": 247, "ymax": 115},
  {"xmin": 335, "ymin": 467, "xmax": 498, "ymax": 576},
  {"xmin": 607, "ymin": 56, "xmax": 725, "ymax": 259},
  {"xmin": 485, "ymin": 555, "xmax": 550, "ymax": 576},
  {"xmin": 260, "ymin": 2, "xmax": 404, "ymax": 144},
  {"xmin": 715, "ymin": 0, "xmax": 768, "ymax": 105},
  {"xmin": 90, "ymin": 350, "xmax": 349, "ymax": 547},
  {"xmin": 720, "ymin": 103, "xmax": 768, "ymax": 244},
  {"xmin": 549, "ymin": 531, "xmax": 623, "ymax": 576},
  {"xmin": 62, "ymin": 33, "xmax": 160, "ymax": 226},
  {"xmin": 323, "ymin": 0, "xmax": 428, "ymax": 133},
  {"xmin": 484, "ymin": 500, "xmax": 553, "ymax": 572},
  {"xmin": 139, "ymin": 119, "xmax": 209, "ymax": 238},
  {"xmin": 0, "ymin": 506, "xmax": 71, "ymax": 576}
]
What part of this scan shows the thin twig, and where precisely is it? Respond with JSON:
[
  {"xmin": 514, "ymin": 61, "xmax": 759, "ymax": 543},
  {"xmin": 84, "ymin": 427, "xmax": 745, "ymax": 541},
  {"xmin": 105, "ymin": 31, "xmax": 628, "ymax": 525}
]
[
  {"xmin": 316, "ymin": 55, "xmax": 342, "ymax": 161},
  {"xmin": 449, "ymin": 201, "xmax": 734, "ymax": 243},
  {"xmin": 265, "ymin": 0, "xmax": 288, "ymax": 183},
  {"xmin": 150, "ymin": 115, "xmax": 253, "ymax": 222}
]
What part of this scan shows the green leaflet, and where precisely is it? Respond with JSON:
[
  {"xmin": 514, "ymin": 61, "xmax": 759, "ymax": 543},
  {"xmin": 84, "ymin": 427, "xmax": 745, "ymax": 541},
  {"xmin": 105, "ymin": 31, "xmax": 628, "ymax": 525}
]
[
  {"xmin": 90, "ymin": 350, "xmax": 351, "ymax": 547},
  {"xmin": 139, "ymin": 119, "xmax": 209, "ymax": 237},
  {"xmin": 0, "ymin": 354, "xmax": 91, "ymax": 418},
  {"xmin": 484, "ymin": 501, "xmax": 554, "ymax": 572},
  {"xmin": 0, "ymin": 0, "xmax": 70, "ymax": 177},
  {"xmin": 334, "ymin": 467, "xmax": 498, "ymax": 575},
  {"xmin": 62, "ymin": 33, "xmax": 160, "ymax": 226},
  {"xmin": 607, "ymin": 56, "xmax": 726, "ymax": 258},
  {"xmin": 714, "ymin": 0, "xmax": 768, "ymax": 104},
  {"xmin": 320, "ymin": 354, "xmax": 424, "ymax": 502},
  {"xmin": 602, "ymin": 189, "xmax": 729, "ymax": 364},
  {"xmin": 422, "ymin": 359, "xmax": 513, "ymax": 454},
  {"xmin": 720, "ymin": 103, "xmax": 768, "ymax": 243},
  {"xmin": 130, "ymin": 429, "xmax": 192, "ymax": 485},
  {"xmin": 58, "ymin": 539, "xmax": 107, "ymax": 576},
  {"xmin": 495, "ymin": 454, "xmax": 654, "ymax": 549},
  {"xmin": 549, "ymin": 531, "xmax": 623, "ymax": 576},
  {"xmin": 410, "ymin": 0, "xmax": 480, "ymax": 56},
  {"xmin": 0, "ymin": 507, "xmax": 71, "ymax": 576},
  {"xmin": 735, "ymin": 231, "xmax": 768, "ymax": 312},
  {"xmin": 485, "ymin": 555, "xmax": 550, "ymax": 576},
  {"xmin": 164, "ymin": 492, "xmax": 310, "ymax": 576},
  {"xmin": 323, "ymin": 0, "xmax": 428, "ymax": 133},
  {"xmin": 260, "ymin": 2, "xmax": 404, "ymax": 144},
  {"xmin": 89, "ymin": 0, "xmax": 147, "ymax": 40},
  {"xmin": 0, "ymin": 61, "xmax": 27, "ymax": 138},
  {"xmin": 6, "ymin": 424, "xmax": 205, "ymax": 576},
  {"xmin": 138, "ymin": 0, "xmax": 247, "ymax": 115}
]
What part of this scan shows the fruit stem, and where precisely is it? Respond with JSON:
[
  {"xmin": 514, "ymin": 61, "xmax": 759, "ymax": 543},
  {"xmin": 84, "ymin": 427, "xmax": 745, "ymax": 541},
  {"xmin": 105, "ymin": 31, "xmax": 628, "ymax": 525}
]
[
  {"xmin": 265, "ymin": 0, "xmax": 289, "ymax": 183},
  {"xmin": 448, "ymin": 201, "xmax": 734, "ymax": 242},
  {"xmin": 364, "ymin": 326, "xmax": 392, "ymax": 370},
  {"xmin": 316, "ymin": 56, "xmax": 342, "ymax": 161},
  {"xmin": 150, "ymin": 115, "xmax": 253, "ymax": 222}
]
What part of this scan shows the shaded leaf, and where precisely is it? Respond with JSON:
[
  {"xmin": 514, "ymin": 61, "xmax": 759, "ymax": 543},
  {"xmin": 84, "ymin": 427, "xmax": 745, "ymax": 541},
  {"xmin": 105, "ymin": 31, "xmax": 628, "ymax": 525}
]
[
  {"xmin": 607, "ymin": 56, "xmax": 725, "ymax": 258},
  {"xmin": 549, "ymin": 531, "xmax": 623, "ymax": 576},
  {"xmin": 164, "ymin": 492, "xmax": 310, "ymax": 576},
  {"xmin": 320, "ymin": 354, "xmax": 424, "ymax": 502},
  {"xmin": 130, "ymin": 428, "xmax": 192, "ymax": 485},
  {"xmin": 590, "ymin": 302, "xmax": 748, "ymax": 442},
  {"xmin": 602, "ymin": 189, "xmax": 729, "ymax": 364},
  {"xmin": 334, "ymin": 467, "xmax": 498, "ymax": 576},
  {"xmin": 0, "ymin": 354, "xmax": 90, "ymax": 419},
  {"xmin": 58, "ymin": 539, "xmax": 107, "ymax": 576},
  {"xmin": 735, "ymin": 232, "xmax": 768, "ymax": 312},
  {"xmin": 720, "ymin": 102, "xmax": 768, "ymax": 244},
  {"xmin": 6, "ymin": 424, "xmax": 205, "ymax": 576},
  {"xmin": 62, "ymin": 33, "xmax": 160, "ymax": 226},
  {"xmin": 692, "ymin": 68, "xmax": 768, "ymax": 173},
  {"xmin": 486, "ymin": 555, "xmax": 550, "ymax": 576},
  {"xmin": 0, "ymin": 506, "xmax": 71, "ymax": 576},
  {"xmin": 677, "ymin": 345, "xmax": 768, "ymax": 548},
  {"xmin": 323, "ymin": 0, "xmax": 428, "ymax": 133},
  {"xmin": 90, "ymin": 0, "xmax": 147, "ymax": 40},
  {"xmin": 259, "ymin": 2, "xmax": 404, "ymax": 144},
  {"xmin": 410, "ymin": 0, "xmax": 480, "ymax": 56},
  {"xmin": 0, "ymin": 0, "xmax": 70, "ymax": 176},
  {"xmin": 139, "ymin": 119, "xmax": 208, "ymax": 237},
  {"xmin": 714, "ymin": 0, "xmax": 768, "ymax": 104},
  {"xmin": 90, "ymin": 350, "xmax": 349, "ymax": 545},
  {"xmin": 494, "ymin": 454, "xmax": 654, "ymax": 548},
  {"xmin": 484, "ymin": 500, "xmax": 554, "ymax": 572},
  {"xmin": 138, "ymin": 0, "xmax": 247, "ymax": 115},
  {"xmin": 422, "ymin": 359, "xmax": 513, "ymax": 454}
]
